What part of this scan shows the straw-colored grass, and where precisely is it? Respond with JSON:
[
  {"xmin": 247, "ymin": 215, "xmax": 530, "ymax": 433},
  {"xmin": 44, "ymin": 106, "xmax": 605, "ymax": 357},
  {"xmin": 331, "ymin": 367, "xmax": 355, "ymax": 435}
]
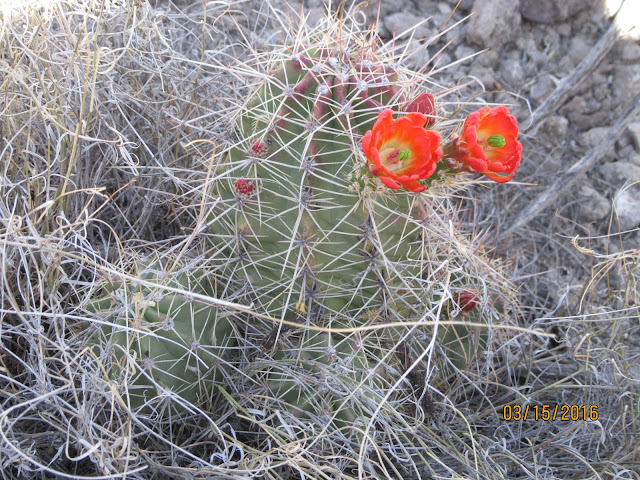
[{"xmin": 0, "ymin": 1, "xmax": 637, "ymax": 479}]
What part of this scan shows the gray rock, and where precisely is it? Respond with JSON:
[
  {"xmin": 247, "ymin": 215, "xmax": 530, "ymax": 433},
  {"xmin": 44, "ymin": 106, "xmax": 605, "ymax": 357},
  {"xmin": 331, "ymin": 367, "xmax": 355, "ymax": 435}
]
[
  {"xmin": 619, "ymin": 41, "xmax": 640, "ymax": 61},
  {"xmin": 454, "ymin": 45, "xmax": 476, "ymax": 63},
  {"xmin": 474, "ymin": 49, "xmax": 499, "ymax": 68},
  {"xmin": 303, "ymin": 8, "xmax": 325, "ymax": 27},
  {"xmin": 467, "ymin": 65, "xmax": 495, "ymax": 89},
  {"xmin": 613, "ymin": 187, "xmax": 640, "ymax": 230},
  {"xmin": 539, "ymin": 115, "xmax": 569, "ymax": 141},
  {"xmin": 529, "ymin": 74, "xmax": 556, "ymax": 102},
  {"xmin": 561, "ymin": 95, "xmax": 610, "ymax": 131},
  {"xmin": 360, "ymin": 0, "xmax": 416, "ymax": 34},
  {"xmin": 578, "ymin": 182, "xmax": 610, "ymax": 223},
  {"xmin": 383, "ymin": 12, "xmax": 431, "ymax": 40},
  {"xmin": 612, "ymin": 65, "xmax": 640, "ymax": 106},
  {"xmin": 579, "ymin": 127, "xmax": 610, "ymax": 149},
  {"xmin": 597, "ymin": 162, "xmax": 640, "ymax": 187},
  {"xmin": 443, "ymin": 0, "xmax": 473, "ymax": 11},
  {"xmin": 520, "ymin": 0, "xmax": 589, "ymax": 24},
  {"xmin": 556, "ymin": 22, "xmax": 572, "ymax": 37},
  {"xmin": 500, "ymin": 57, "xmax": 525, "ymax": 86},
  {"xmin": 437, "ymin": 2, "xmax": 451, "ymax": 15},
  {"xmin": 465, "ymin": 0, "xmax": 521, "ymax": 49},
  {"xmin": 568, "ymin": 36, "xmax": 591, "ymax": 65},
  {"xmin": 616, "ymin": 144, "xmax": 635, "ymax": 161},
  {"xmin": 402, "ymin": 41, "xmax": 431, "ymax": 70},
  {"xmin": 433, "ymin": 52, "xmax": 452, "ymax": 70},
  {"xmin": 628, "ymin": 122, "xmax": 640, "ymax": 151}
]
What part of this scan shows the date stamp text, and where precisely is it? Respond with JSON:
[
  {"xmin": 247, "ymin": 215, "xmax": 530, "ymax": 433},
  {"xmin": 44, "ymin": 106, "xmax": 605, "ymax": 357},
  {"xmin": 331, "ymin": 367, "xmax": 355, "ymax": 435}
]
[{"xmin": 502, "ymin": 404, "xmax": 598, "ymax": 421}]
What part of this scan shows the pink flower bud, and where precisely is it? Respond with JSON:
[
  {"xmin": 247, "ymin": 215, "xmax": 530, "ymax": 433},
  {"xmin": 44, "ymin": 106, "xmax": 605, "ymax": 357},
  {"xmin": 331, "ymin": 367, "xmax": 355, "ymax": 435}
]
[
  {"xmin": 234, "ymin": 178, "xmax": 256, "ymax": 197},
  {"xmin": 250, "ymin": 140, "xmax": 267, "ymax": 156},
  {"xmin": 453, "ymin": 290, "xmax": 479, "ymax": 313},
  {"xmin": 403, "ymin": 93, "xmax": 436, "ymax": 127}
]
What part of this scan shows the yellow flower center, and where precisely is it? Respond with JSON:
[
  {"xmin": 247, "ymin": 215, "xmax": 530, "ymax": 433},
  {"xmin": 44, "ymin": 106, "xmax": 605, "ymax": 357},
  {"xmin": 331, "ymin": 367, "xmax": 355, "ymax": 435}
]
[{"xmin": 379, "ymin": 146, "xmax": 412, "ymax": 173}]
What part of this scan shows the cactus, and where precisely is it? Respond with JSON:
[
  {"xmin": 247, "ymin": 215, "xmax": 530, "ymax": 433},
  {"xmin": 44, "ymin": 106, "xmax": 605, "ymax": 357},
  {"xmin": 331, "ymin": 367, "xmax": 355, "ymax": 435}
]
[
  {"xmin": 196, "ymin": 25, "xmax": 525, "ymax": 434},
  {"xmin": 91, "ymin": 258, "xmax": 236, "ymax": 412},
  {"xmin": 211, "ymin": 45, "xmax": 433, "ymax": 322},
  {"xmin": 90, "ymin": 12, "xmax": 518, "ymax": 426},
  {"xmin": 208, "ymin": 36, "xmax": 495, "ymax": 366},
  {"xmin": 260, "ymin": 330, "xmax": 393, "ymax": 429}
]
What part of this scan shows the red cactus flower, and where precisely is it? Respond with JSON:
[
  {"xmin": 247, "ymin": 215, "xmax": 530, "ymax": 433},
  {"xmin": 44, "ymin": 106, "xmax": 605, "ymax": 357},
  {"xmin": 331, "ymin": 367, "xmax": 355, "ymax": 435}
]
[
  {"xmin": 234, "ymin": 178, "xmax": 256, "ymax": 197},
  {"xmin": 451, "ymin": 106, "xmax": 522, "ymax": 183},
  {"xmin": 362, "ymin": 109, "xmax": 443, "ymax": 192},
  {"xmin": 403, "ymin": 93, "xmax": 436, "ymax": 127},
  {"xmin": 453, "ymin": 290, "xmax": 479, "ymax": 313}
]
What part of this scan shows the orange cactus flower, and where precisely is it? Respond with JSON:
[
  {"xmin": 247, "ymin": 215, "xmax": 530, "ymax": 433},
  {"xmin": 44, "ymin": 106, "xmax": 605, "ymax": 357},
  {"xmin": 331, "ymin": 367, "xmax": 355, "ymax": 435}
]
[
  {"xmin": 454, "ymin": 106, "xmax": 522, "ymax": 183},
  {"xmin": 362, "ymin": 109, "xmax": 443, "ymax": 192}
]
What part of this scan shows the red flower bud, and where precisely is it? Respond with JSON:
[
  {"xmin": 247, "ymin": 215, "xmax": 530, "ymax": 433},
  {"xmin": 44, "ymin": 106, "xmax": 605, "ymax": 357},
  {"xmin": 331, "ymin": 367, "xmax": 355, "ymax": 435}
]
[
  {"xmin": 453, "ymin": 290, "xmax": 479, "ymax": 313},
  {"xmin": 250, "ymin": 140, "xmax": 267, "ymax": 156},
  {"xmin": 234, "ymin": 178, "xmax": 256, "ymax": 197},
  {"xmin": 403, "ymin": 93, "xmax": 436, "ymax": 127}
]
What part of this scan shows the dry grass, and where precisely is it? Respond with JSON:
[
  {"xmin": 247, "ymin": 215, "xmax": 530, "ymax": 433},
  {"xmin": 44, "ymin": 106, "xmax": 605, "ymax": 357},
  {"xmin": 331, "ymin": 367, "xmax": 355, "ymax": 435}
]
[{"xmin": 0, "ymin": 1, "xmax": 638, "ymax": 479}]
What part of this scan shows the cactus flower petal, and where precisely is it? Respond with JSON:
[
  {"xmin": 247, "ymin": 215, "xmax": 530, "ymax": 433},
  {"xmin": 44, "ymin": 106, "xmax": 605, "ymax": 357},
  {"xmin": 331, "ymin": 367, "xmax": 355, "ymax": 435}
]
[
  {"xmin": 452, "ymin": 106, "xmax": 522, "ymax": 183},
  {"xmin": 362, "ymin": 109, "xmax": 443, "ymax": 192}
]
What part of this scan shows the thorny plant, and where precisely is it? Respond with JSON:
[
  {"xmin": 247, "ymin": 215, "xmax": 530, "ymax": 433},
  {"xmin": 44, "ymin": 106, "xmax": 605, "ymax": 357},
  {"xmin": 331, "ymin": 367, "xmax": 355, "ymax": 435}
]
[{"xmin": 0, "ymin": 1, "xmax": 637, "ymax": 480}]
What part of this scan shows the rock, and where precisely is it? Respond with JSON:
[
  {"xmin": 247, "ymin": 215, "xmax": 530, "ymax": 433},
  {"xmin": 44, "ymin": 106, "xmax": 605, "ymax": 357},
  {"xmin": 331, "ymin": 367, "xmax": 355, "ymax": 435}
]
[
  {"xmin": 403, "ymin": 41, "xmax": 431, "ymax": 70},
  {"xmin": 613, "ymin": 187, "xmax": 640, "ymax": 230},
  {"xmin": 303, "ymin": 8, "xmax": 325, "ymax": 27},
  {"xmin": 465, "ymin": 0, "xmax": 521, "ymax": 49},
  {"xmin": 578, "ymin": 182, "xmax": 610, "ymax": 223},
  {"xmin": 443, "ymin": 0, "xmax": 474, "ymax": 11},
  {"xmin": 383, "ymin": 12, "xmax": 431, "ymax": 39},
  {"xmin": 539, "ymin": 115, "xmax": 569, "ymax": 141},
  {"xmin": 520, "ymin": 0, "xmax": 589, "ymax": 24},
  {"xmin": 437, "ymin": 2, "xmax": 451, "ymax": 15},
  {"xmin": 617, "ymin": 40, "xmax": 640, "ymax": 61},
  {"xmin": 612, "ymin": 65, "xmax": 640, "ymax": 106},
  {"xmin": 499, "ymin": 58, "xmax": 525, "ymax": 86},
  {"xmin": 579, "ymin": 127, "xmax": 610, "ymax": 149},
  {"xmin": 557, "ymin": 22, "xmax": 572, "ymax": 37},
  {"xmin": 474, "ymin": 49, "xmax": 498, "ymax": 68},
  {"xmin": 468, "ymin": 66, "xmax": 496, "ymax": 89},
  {"xmin": 628, "ymin": 122, "xmax": 640, "ymax": 151},
  {"xmin": 561, "ymin": 95, "xmax": 610, "ymax": 131},
  {"xmin": 616, "ymin": 144, "xmax": 635, "ymax": 162},
  {"xmin": 454, "ymin": 45, "xmax": 476, "ymax": 63},
  {"xmin": 568, "ymin": 36, "xmax": 591, "ymax": 65},
  {"xmin": 597, "ymin": 162, "xmax": 640, "ymax": 187},
  {"xmin": 360, "ymin": 0, "xmax": 416, "ymax": 34},
  {"xmin": 529, "ymin": 74, "xmax": 556, "ymax": 103}
]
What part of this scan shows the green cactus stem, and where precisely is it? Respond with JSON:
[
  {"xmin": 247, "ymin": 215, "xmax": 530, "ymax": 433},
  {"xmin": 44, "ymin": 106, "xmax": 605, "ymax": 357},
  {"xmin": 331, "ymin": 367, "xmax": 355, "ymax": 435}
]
[{"xmin": 91, "ymin": 261, "xmax": 236, "ymax": 412}]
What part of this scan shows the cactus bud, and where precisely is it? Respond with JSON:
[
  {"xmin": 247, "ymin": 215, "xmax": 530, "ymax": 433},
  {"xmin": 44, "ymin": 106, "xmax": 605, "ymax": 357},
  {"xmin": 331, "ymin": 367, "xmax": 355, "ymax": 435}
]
[
  {"xmin": 250, "ymin": 140, "xmax": 267, "ymax": 156},
  {"xmin": 234, "ymin": 178, "xmax": 256, "ymax": 197},
  {"xmin": 403, "ymin": 92, "xmax": 436, "ymax": 127},
  {"xmin": 453, "ymin": 290, "xmax": 479, "ymax": 313}
]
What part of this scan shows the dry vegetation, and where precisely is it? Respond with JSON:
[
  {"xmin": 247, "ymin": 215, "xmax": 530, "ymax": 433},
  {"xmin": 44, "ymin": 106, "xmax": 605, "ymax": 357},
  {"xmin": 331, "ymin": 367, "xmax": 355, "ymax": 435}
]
[{"xmin": 0, "ymin": 1, "xmax": 638, "ymax": 479}]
